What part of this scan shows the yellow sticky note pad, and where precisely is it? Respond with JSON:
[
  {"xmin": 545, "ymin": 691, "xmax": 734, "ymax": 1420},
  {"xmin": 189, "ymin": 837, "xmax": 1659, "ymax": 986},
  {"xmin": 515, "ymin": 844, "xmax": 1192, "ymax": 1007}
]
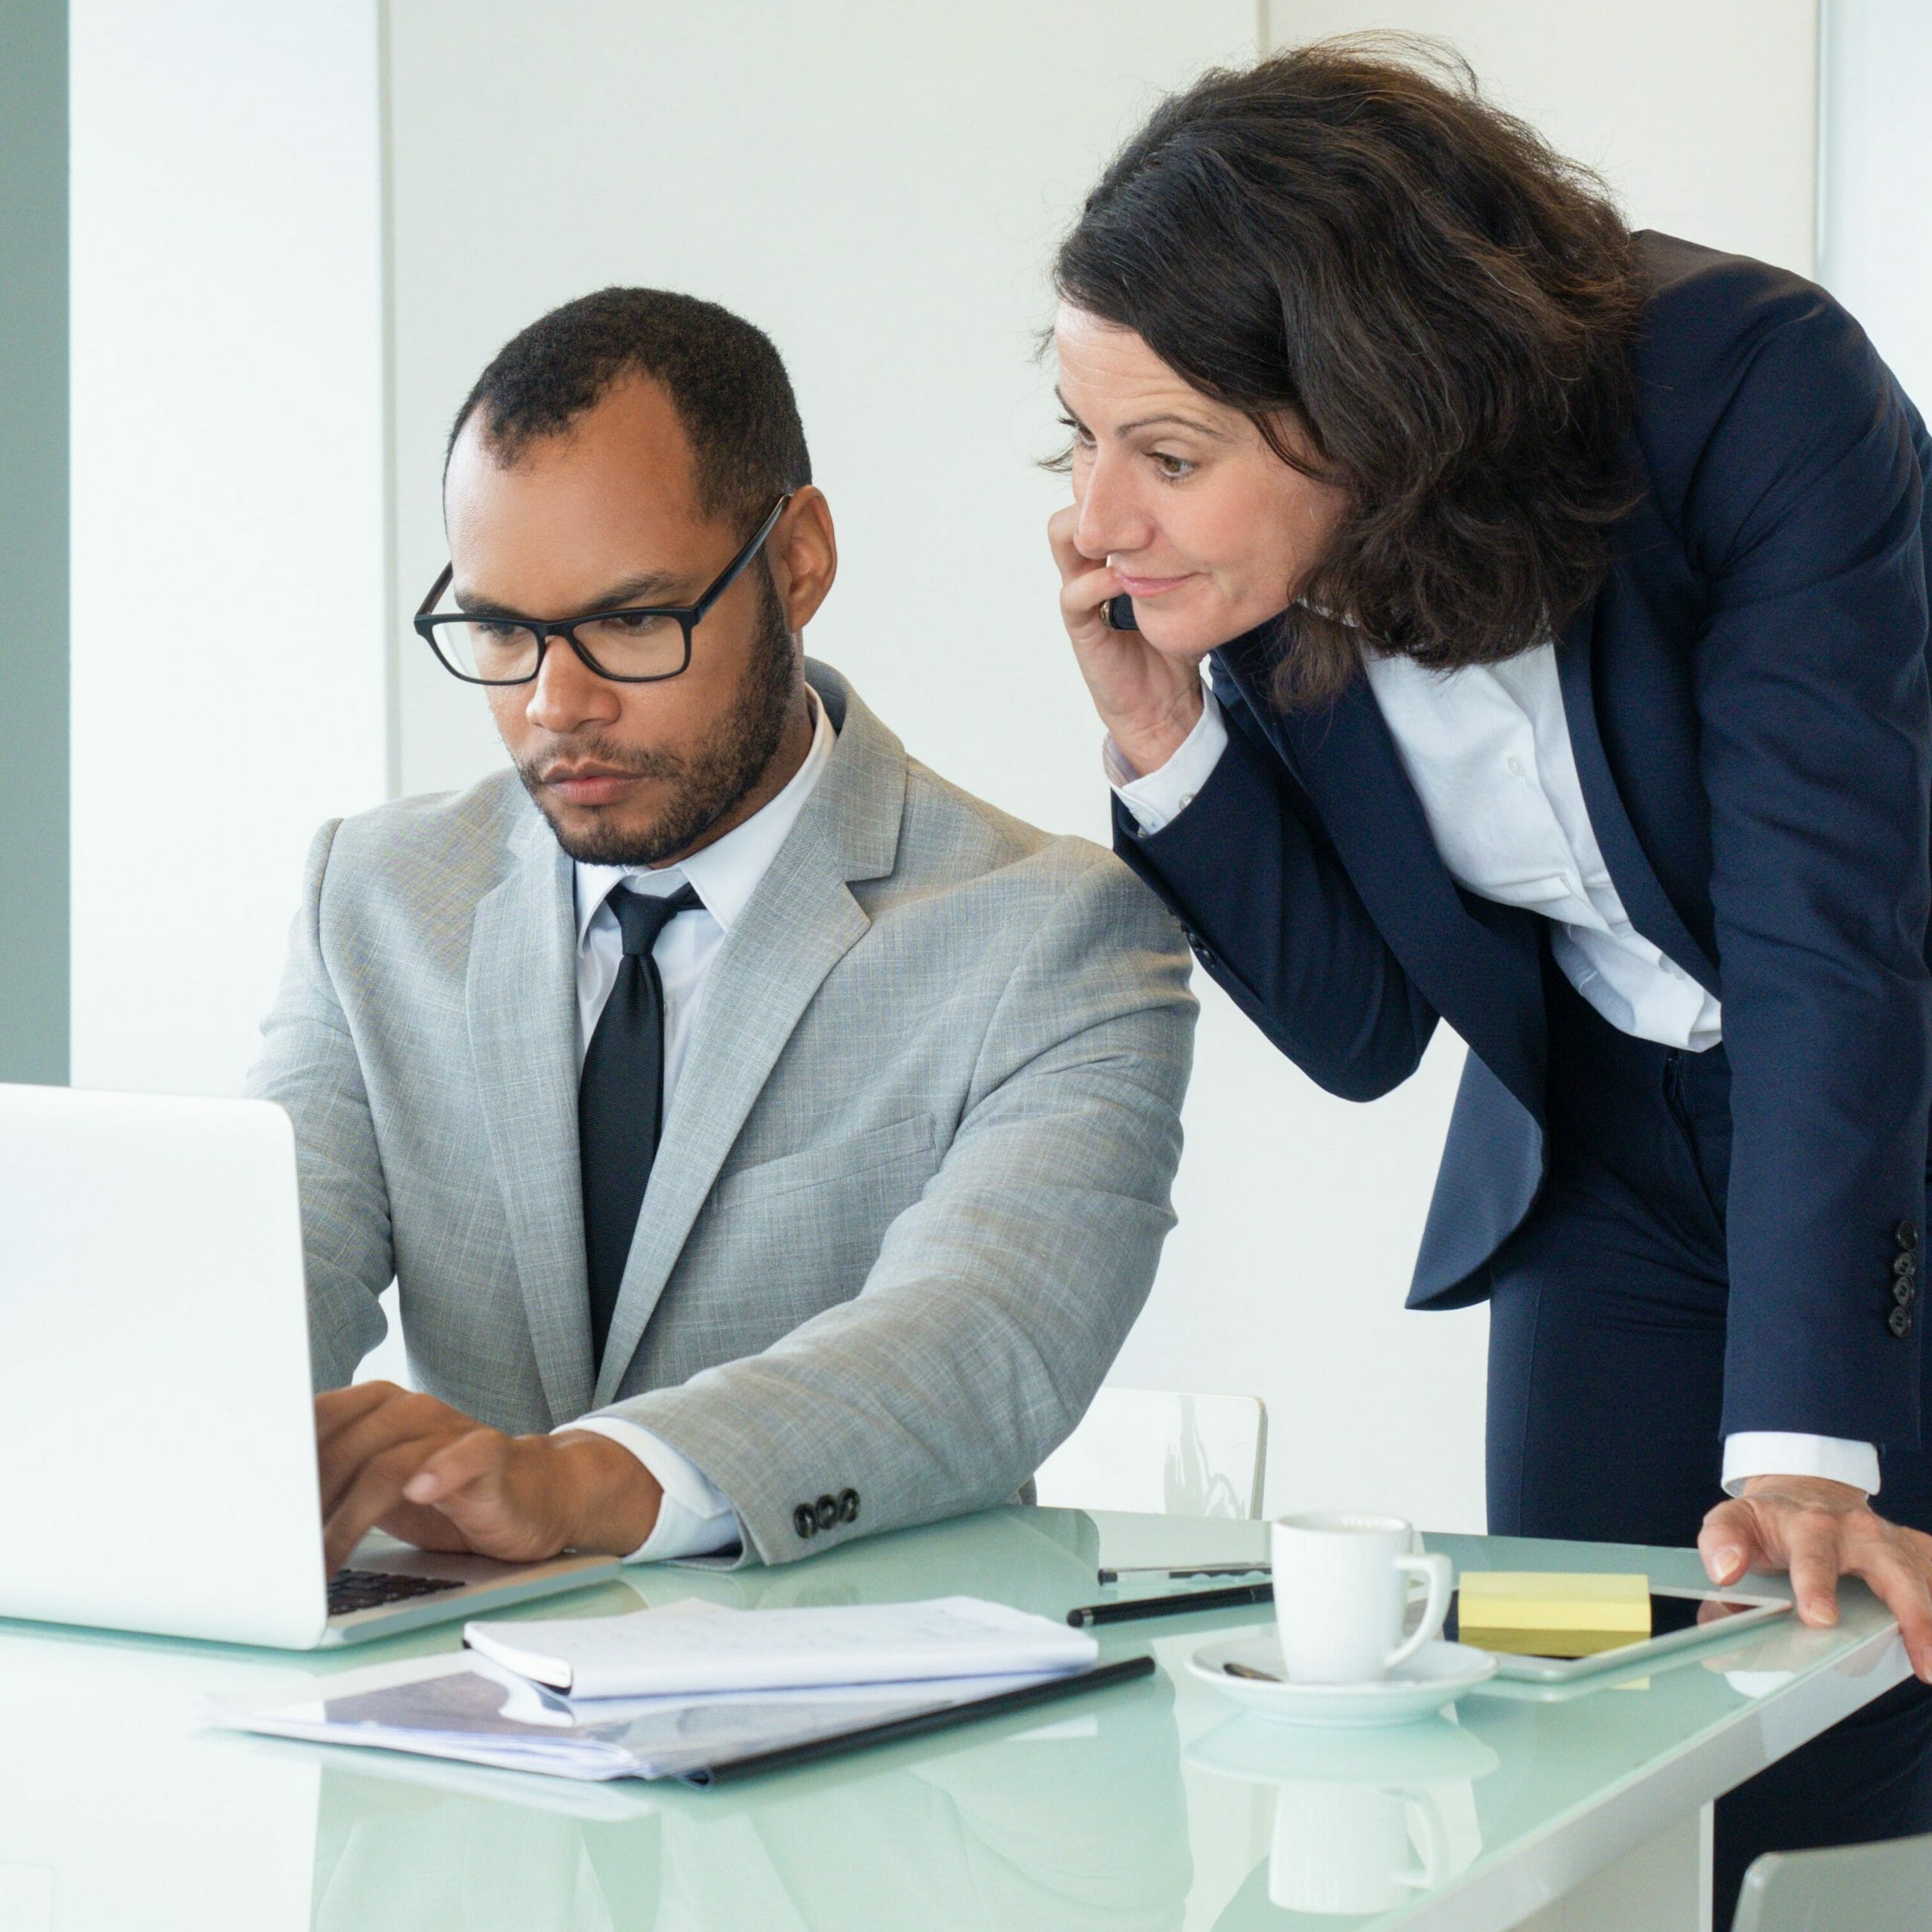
[{"xmin": 1459, "ymin": 1572, "xmax": 1651, "ymax": 1658}]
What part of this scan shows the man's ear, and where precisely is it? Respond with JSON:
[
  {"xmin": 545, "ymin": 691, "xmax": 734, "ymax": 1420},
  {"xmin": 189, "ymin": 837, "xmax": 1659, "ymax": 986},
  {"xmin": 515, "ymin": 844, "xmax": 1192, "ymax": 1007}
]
[{"xmin": 770, "ymin": 486, "xmax": 838, "ymax": 633}]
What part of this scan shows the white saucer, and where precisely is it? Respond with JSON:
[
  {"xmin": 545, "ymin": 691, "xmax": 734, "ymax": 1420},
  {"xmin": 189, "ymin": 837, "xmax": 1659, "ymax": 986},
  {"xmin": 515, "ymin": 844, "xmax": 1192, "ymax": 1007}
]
[{"xmin": 1188, "ymin": 1636, "xmax": 1499, "ymax": 1727}]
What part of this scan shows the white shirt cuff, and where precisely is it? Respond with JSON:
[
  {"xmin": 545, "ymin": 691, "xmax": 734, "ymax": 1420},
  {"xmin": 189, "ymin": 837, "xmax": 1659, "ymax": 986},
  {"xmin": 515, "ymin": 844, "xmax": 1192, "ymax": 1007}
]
[
  {"xmin": 1105, "ymin": 688, "xmax": 1229, "ymax": 835},
  {"xmin": 554, "ymin": 1417, "xmax": 742, "ymax": 1561},
  {"xmin": 1721, "ymin": 1432, "xmax": 1881, "ymax": 1499}
]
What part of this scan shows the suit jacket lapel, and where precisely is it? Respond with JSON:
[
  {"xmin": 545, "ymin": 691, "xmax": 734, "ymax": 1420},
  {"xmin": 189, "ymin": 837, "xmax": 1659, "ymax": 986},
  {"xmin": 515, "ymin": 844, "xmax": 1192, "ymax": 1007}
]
[
  {"xmin": 1555, "ymin": 598, "xmax": 1720, "ymax": 991},
  {"xmin": 1222, "ymin": 635, "xmax": 1547, "ymax": 1113},
  {"xmin": 592, "ymin": 665, "xmax": 902, "ymax": 1407},
  {"xmin": 467, "ymin": 817, "xmax": 595, "ymax": 1426}
]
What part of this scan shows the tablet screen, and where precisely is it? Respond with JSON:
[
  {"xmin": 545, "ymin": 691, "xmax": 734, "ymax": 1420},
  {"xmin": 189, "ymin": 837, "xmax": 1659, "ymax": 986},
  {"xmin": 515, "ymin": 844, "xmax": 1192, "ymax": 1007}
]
[{"xmin": 1442, "ymin": 1589, "xmax": 1764, "ymax": 1661}]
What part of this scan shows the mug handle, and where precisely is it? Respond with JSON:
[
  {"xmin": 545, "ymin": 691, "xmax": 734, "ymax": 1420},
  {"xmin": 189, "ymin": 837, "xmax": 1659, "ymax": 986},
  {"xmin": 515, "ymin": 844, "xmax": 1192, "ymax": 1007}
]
[
  {"xmin": 1384, "ymin": 1552, "xmax": 1453, "ymax": 1672},
  {"xmin": 1396, "ymin": 1787, "xmax": 1454, "ymax": 1889}
]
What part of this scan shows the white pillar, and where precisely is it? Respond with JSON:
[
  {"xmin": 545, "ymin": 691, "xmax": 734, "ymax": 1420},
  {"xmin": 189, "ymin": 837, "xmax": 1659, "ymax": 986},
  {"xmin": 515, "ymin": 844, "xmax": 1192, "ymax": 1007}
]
[
  {"xmin": 69, "ymin": 0, "xmax": 390, "ymax": 1094},
  {"xmin": 1818, "ymin": 0, "xmax": 1932, "ymax": 405}
]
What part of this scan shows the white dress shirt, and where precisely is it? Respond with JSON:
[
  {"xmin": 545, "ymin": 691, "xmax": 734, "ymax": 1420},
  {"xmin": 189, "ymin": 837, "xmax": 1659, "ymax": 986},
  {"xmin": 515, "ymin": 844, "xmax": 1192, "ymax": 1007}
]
[
  {"xmin": 1110, "ymin": 647, "xmax": 1881, "ymax": 1498},
  {"xmin": 559, "ymin": 691, "xmax": 838, "ymax": 1558}
]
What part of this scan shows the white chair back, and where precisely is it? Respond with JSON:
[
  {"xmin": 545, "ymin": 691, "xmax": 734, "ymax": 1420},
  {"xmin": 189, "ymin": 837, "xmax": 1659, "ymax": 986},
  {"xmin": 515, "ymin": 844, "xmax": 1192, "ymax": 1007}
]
[
  {"xmin": 1034, "ymin": 1387, "xmax": 1267, "ymax": 1518},
  {"xmin": 1730, "ymin": 1832, "xmax": 1932, "ymax": 1932}
]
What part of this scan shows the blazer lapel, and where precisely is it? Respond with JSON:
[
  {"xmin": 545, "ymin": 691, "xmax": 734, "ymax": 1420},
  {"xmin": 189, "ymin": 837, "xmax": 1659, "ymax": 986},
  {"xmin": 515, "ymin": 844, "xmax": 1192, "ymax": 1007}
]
[
  {"xmin": 1555, "ymin": 599, "xmax": 1720, "ymax": 992},
  {"xmin": 592, "ymin": 665, "xmax": 901, "ymax": 1407},
  {"xmin": 467, "ymin": 817, "xmax": 595, "ymax": 1426},
  {"xmin": 1222, "ymin": 636, "xmax": 1547, "ymax": 1113}
]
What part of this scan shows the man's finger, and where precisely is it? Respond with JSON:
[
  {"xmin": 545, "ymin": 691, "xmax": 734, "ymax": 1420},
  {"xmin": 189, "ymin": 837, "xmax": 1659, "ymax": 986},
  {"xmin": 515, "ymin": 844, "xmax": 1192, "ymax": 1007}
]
[
  {"xmin": 1699, "ymin": 1499, "xmax": 1761, "ymax": 1584},
  {"xmin": 318, "ymin": 1392, "xmax": 463, "ymax": 1515},
  {"xmin": 414, "ymin": 1432, "xmax": 572, "ymax": 1564},
  {"xmin": 403, "ymin": 1428, "xmax": 509, "ymax": 1508},
  {"xmin": 314, "ymin": 1380, "xmax": 399, "ymax": 1448},
  {"xmin": 1841, "ymin": 1534, "xmax": 1932, "ymax": 1681},
  {"xmin": 323, "ymin": 1438, "xmax": 451, "ymax": 1575},
  {"xmin": 1783, "ymin": 1517, "xmax": 1844, "ymax": 1627},
  {"xmin": 318, "ymin": 1404, "xmax": 437, "ymax": 1516}
]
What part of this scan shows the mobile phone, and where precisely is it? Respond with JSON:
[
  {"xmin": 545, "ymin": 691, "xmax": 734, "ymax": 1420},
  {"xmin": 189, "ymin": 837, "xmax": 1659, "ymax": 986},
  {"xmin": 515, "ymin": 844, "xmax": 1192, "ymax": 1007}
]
[{"xmin": 1104, "ymin": 594, "xmax": 1138, "ymax": 631}]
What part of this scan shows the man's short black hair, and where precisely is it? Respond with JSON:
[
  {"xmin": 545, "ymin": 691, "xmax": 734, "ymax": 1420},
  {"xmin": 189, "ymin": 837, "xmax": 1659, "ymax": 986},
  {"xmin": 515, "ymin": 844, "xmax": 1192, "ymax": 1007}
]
[{"xmin": 448, "ymin": 288, "xmax": 811, "ymax": 530}]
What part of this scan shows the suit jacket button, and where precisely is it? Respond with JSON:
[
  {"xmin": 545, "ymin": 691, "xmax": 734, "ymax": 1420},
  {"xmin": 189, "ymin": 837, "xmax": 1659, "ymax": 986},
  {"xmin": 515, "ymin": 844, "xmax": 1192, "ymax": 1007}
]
[
  {"xmin": 1897, "ymin": 1278, "xmax": 1919, "ymax": 1308},
  {"xmin": 838, "ymin": 1488, "xmax": 860, "ymax": 1523},
  {"xmin": 1897, "ymin": 1220, "xmax": 1921, "ymax": 1252},
  {"xmin": 1889, "ymin": 1306, "xmax": 1915, "ymax": 1339},
  {"xmin": 793, "ymin": 1504, "xmax": 818, "ymax": 1540},
  {"xmin": 1894, "ymin": 1253, "xmax": 1917, "ymax": 1280},
  {"xmin": 814, "ymin": 1494, "xmax": 840, "ymax": 1531}
]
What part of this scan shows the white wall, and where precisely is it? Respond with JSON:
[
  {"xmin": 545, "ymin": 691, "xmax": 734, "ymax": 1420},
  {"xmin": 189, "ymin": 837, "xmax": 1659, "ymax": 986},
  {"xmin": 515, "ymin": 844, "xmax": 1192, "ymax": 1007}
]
[
  {"xmin": 1819, "ymin": 0, "xmax": 1932, "ymax": 407},
  {"xmin": 382, "ymin": 2, "xmax": 1825, "ymax": 1533},
  {"xmin": 69, "ymin": 0, "xmax": 389, "ymax": 1094},
  {"xmin": 1269, "ymin": 2, "xmax": 1819, "ymax": 276},
  {"xmin": 382, "ymin": 0, "xmax": 1485, "ymax": 1529},
  {"xmin": 65, "ymin": 1, "xmax": 1829, "ymax": 1531}
]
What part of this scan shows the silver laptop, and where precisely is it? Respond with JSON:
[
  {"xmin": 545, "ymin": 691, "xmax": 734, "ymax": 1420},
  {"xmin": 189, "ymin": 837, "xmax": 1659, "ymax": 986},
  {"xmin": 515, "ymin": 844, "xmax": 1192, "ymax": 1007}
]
[{"xmin": 0, "ymin": 1083, "xmax": 618, "ymax": 1647}]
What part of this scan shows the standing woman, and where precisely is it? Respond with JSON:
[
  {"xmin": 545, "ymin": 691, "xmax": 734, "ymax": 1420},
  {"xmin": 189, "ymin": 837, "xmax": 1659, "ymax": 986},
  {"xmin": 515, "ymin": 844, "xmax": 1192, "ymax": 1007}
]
[{"xmin": 1048, "ymin": 40, "xmax": 1932, "ymax": 1903}]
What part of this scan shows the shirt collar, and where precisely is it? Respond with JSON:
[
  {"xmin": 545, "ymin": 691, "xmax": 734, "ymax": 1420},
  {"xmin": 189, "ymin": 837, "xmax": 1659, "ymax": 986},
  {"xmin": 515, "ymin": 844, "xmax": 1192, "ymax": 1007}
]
[{"xmin": 573, "ymin": 687, "xmax": 835, "ymax": 948}]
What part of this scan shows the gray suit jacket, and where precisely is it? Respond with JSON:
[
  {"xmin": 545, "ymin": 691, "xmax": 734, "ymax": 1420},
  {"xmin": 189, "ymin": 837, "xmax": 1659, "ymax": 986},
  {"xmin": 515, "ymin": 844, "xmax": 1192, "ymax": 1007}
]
[{"xmin": 248, "ymin": 663, "xmax": 1196, "ymax": 1563}]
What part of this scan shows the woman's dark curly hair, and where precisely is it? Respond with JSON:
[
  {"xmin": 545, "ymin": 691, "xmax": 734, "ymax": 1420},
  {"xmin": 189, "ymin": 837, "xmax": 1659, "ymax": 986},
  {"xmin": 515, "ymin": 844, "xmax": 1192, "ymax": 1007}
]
[{"xmin": 1052, "ymin": 37, "xmax": 1644, "ymax": 709}]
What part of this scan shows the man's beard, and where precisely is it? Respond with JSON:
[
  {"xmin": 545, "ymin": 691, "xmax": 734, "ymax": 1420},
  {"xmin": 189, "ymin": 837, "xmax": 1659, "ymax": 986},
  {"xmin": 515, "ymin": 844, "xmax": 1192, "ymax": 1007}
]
[{"xmin": 515, "ymin": 565, "xmax": 799, "ymax": 868}]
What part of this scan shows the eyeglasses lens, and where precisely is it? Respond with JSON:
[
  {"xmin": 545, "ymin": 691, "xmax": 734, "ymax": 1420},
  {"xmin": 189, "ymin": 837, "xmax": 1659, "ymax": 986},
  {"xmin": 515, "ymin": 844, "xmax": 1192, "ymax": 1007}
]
[
  {"xmin": 572, "ymin": 612, "xmax": 688, "ymax": 679},
  {"xmin": 430, "ymin": 611, "xmax": 688, "ymax": 683},
  {"xmin": 435, "ymin": 619, "xmax": 541, "ymax": 684}
]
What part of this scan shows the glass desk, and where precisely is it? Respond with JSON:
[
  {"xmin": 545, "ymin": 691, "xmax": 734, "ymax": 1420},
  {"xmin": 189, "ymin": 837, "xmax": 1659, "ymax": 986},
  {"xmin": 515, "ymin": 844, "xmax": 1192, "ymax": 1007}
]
[{"xmin": 0, "ymin": 1509, "xmax": 1908, "ymax": 1931}]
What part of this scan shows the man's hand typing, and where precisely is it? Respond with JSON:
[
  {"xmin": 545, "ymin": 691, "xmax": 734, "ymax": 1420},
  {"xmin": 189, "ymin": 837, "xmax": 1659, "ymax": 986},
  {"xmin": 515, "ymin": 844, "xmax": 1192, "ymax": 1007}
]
[{"xmin": 315, "ymin": 1383, "xmax": 662, "ymax": 1575}]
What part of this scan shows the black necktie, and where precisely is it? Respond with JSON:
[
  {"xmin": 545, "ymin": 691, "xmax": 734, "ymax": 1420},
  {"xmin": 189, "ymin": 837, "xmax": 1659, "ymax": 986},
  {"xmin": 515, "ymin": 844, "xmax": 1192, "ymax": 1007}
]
[{"xmin": 579, "ymin": 883, "xmax": 703, "ymax": 1368}]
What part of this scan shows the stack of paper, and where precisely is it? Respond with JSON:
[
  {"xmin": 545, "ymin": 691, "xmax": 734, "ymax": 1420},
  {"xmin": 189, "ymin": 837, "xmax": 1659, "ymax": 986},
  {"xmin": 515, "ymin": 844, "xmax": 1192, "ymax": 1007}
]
[
  {"xmin": 1458, "ymin": 1572, "xmax": 1651, "ymax": 1657},
  {"xmin": 201, "ymin": 1597, "xmax": 1106, "ymax": 1786},
  {"xmin": 463, "ymin": 1594, "xmax": 1098, "ymax": 1697}
]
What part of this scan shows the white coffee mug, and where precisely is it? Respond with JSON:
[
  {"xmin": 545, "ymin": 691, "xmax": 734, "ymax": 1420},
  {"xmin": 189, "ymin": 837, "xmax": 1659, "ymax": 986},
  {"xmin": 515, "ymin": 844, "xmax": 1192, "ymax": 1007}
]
[{"xmin": 1271, "ymin": 1510, "xmax": 1454, "ymax": 1684}]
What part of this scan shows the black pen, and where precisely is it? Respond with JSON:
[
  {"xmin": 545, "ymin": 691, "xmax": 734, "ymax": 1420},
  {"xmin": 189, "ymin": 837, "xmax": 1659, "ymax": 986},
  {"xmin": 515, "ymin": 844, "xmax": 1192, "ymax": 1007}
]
[
  {"xmin": 1067, "ymin": 1580, "xmax": 1275, "ymax": 1628},
  {"xmin": 1097, "ymin": 1564, "xmax": 1269, "ymax": 1585}
]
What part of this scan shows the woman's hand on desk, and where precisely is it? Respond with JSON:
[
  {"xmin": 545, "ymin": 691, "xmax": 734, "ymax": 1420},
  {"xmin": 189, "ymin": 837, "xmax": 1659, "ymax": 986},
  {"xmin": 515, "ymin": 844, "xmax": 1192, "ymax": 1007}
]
[
  {"xmin": 1700, "ymin": 1475, "xmax": 1932, "ymax": 1681},
  {"xmin": 1048, "ymin": 503, "xmax": 1206, "ymax": 780},
  {"xmin": 314, "ymin": 1383, "xmax": 662, "ymax": 1574}
]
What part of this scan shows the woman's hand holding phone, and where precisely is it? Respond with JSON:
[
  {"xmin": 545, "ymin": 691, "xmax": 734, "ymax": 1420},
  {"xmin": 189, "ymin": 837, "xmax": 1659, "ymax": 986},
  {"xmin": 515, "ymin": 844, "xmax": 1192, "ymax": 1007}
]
[{"xmin": 1048, "ymin": 503, "xmax": 1208, "ymax": 781}]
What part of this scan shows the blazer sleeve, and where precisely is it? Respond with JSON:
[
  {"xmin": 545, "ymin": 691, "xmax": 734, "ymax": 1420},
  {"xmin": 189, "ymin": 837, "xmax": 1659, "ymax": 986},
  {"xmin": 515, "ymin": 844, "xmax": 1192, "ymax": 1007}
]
[
  {"xmin": 244, "ymin": 820, "xmax": 396, "ymax": 1390},
  {"xmin": 1112, "ymin": 681, "xmax": 1438, "ymax": 1101},
  {"xmin": 1687, "ymin": 294, "xmax": 1932, "ymax": 1445},
  {"xmin": 583, "ymin": 856, "xmax": 1197, "ymax": 1564}
]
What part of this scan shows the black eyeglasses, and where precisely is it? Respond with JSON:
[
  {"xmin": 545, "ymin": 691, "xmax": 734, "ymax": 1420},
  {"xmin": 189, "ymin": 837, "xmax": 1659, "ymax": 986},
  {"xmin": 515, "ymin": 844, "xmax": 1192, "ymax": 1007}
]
[{"xmin": 413, "ymin": 493, "xmax": 792, "ymax": 686}]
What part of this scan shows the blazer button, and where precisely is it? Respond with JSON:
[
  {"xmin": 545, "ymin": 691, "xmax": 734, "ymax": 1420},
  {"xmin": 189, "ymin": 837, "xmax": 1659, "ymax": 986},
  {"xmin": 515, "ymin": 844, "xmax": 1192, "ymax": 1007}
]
[
  {"xmin": 1896, "ymin": 1278, "xmax": 1918, "ymax": 1308},
  {"xmin": 1894, "ymin": 1253, "xmax": 1917, "ymax": 1280},
  {"xmin": 838, "ymin": 1488, "xmax": 860, "ymax": 1524},
  {"xmin": 1889, "ymin": 1306, "xmax": 1915, "ymax": 1339},
  {"xmin": 1897, "ymin": 1220, "xmax": 1921, "ymax": 1252},
  {"xmin": 793, "ymin": 1504, "xmax": 818, "ymax": 1540},
  {"xmin": 814, "ymin": 1494, "xmax": 840, "ymax": 1532}
]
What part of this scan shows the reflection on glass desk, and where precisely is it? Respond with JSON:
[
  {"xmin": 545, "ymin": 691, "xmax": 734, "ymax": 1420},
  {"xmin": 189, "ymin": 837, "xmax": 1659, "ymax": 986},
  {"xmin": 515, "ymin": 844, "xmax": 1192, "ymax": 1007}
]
[
  {"xmin": 1191, "ymin": 1715, "xmax": 1500, "ymax": 1918},
  {"xmin": 0, "ymin": 1507, "xmax": 1910, "ymax": 1930}
]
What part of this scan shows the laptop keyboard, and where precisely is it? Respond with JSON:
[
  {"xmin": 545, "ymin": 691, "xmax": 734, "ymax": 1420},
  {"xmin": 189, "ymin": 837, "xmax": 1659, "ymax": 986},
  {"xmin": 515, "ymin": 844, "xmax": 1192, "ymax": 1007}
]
[{"xmin": 328, "ymin": 1567, "xmax": 466, "ymax": 1617}]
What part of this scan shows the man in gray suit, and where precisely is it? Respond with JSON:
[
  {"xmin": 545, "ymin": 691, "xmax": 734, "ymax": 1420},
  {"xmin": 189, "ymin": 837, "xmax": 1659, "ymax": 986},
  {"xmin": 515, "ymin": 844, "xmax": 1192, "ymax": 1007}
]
[{"xmin": 251, "ymin": 288, "xmax": 1195, "ymax": 1573}]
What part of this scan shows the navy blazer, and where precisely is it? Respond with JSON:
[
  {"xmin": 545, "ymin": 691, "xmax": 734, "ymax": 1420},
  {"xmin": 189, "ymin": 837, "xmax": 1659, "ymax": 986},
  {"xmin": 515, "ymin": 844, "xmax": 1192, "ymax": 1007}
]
[{"xmin": 1117, "ymin": 233, "xmax": 1932, "ymax": 1449}]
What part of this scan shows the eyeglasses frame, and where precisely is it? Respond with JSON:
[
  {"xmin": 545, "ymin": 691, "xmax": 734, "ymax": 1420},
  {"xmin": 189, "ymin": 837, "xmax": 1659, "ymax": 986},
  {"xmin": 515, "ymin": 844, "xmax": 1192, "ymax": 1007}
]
[{"xmin": 412, "ymin": 491, "xmax": 794, "ymax": 686}]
